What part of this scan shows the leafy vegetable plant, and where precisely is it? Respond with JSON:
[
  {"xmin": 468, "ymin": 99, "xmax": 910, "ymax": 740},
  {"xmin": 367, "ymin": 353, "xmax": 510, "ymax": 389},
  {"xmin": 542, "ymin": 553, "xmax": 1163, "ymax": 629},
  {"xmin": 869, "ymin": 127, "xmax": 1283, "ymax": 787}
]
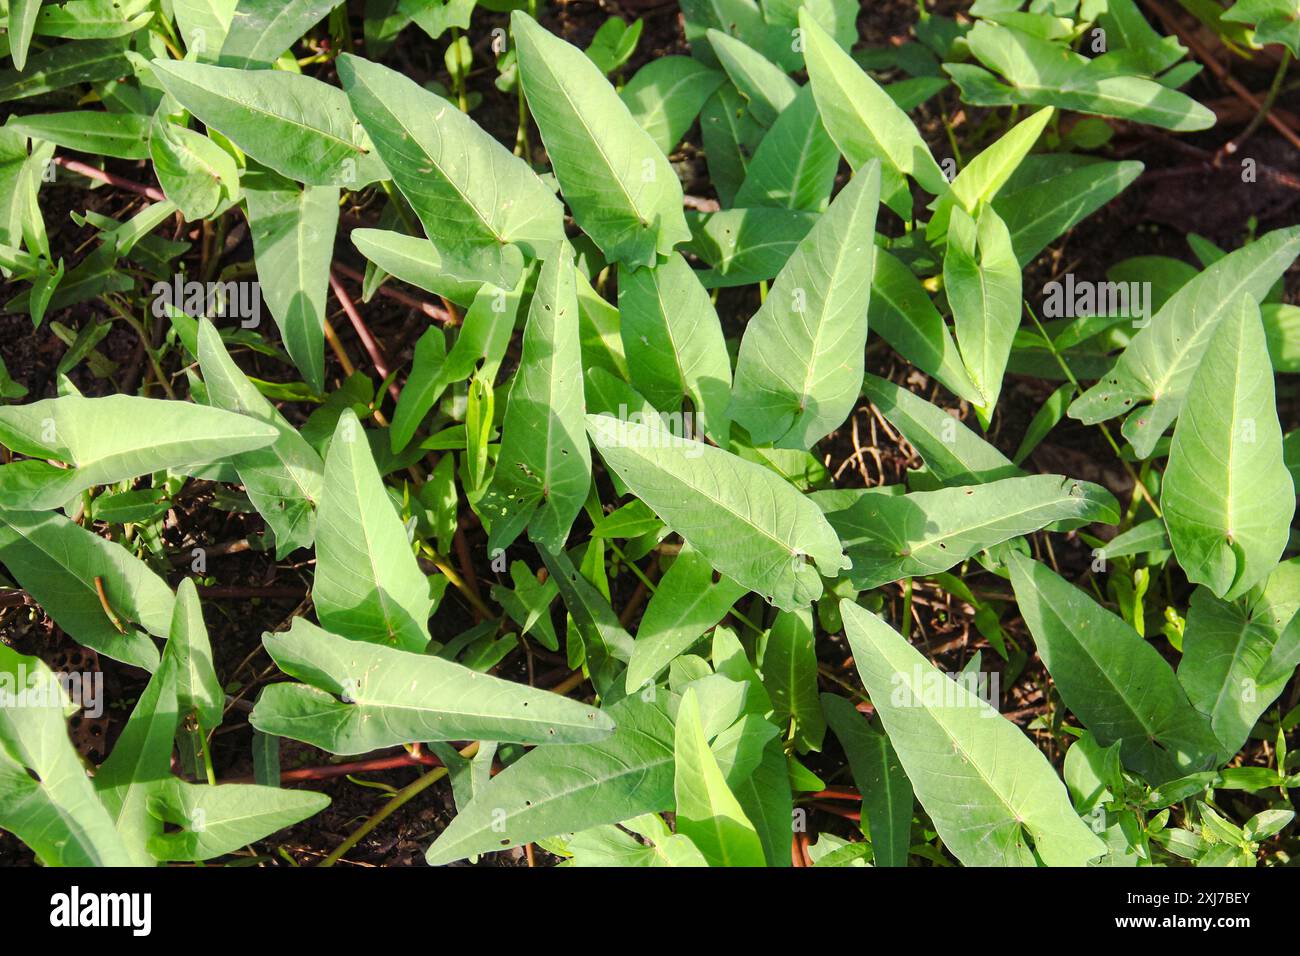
[{"xmin": 0, "ymin": 0, "xmax": 1297, "ymax": 870}]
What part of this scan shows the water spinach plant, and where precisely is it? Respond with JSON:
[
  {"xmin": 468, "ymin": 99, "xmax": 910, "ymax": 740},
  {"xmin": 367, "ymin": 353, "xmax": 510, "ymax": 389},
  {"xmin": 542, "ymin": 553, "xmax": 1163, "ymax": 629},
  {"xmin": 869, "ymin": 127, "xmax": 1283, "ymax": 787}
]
[{"xmin": 0, "ymin": 0, "xmax": 1297, "ymax": 868}]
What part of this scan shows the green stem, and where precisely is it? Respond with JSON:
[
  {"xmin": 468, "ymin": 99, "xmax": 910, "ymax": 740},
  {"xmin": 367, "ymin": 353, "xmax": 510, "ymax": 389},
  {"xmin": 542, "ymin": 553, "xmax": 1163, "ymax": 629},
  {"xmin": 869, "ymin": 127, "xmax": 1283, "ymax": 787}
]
[
  {"xmin": 515, "ymin": 78, "xmax": 530, "ymax": 157},
  {"xmin": 818, "ymin": 664, "xmax": 869, "ymax": 702},
  {"xmin": 451, "ymin": 27, "xmax": 469, "ymax": 113},
  {"xmin": 380, "ymin": 180, "xmax": 420, "ymax": 237},
  {"xmin": 1023, "ymin": 300, "xmax": 1162, "ymax": 519},
  {"xmin": 608, "ymin": 540, "xmax": 656, "ymax": 592},
  {"xmin": 901, "ymin": 576, "xmax": 913, "ymax": 639},
  {"xmin": 319, "ymin": 742, "xmax": 478, "ymax": 867},
  {"xmin": 1229, "ymin": 48, "xmax": 1292, "ymax": 153},
  {"xmin": 196, "ymin": 722, "xmax": 217, "ymax": 787},
  {"xmin": 105, "ymin": 296, "xmax": 176, "ymax": 399}
]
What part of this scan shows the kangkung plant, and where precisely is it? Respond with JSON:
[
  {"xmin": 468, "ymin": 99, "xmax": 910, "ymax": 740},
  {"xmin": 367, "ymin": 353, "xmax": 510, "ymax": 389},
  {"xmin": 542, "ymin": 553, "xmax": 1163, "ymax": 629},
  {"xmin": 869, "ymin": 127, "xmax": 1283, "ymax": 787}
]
[{"xmin": 0, "ymin": 0, "xmax": 1297, "ymax": 869}]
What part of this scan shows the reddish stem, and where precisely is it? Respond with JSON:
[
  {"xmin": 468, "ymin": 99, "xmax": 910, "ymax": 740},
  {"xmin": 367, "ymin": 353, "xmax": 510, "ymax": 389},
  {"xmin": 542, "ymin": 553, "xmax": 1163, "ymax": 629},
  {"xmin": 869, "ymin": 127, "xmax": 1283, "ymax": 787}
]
[
  {"xmin": 329, "ymin": 270, "xmax": 401, "ymax": 402},
  {"xmin": 1141, "ymin": 0, "xmax": 1300, "ymax": 151},
  {"xmin": 811, "ymin": 801, "xmax": 861, "ymax": 822},
  {"xmin": 810, "ymin": 787, "xmax": 862, "ymax": 802},
  {"xmin": 196, "ymin": 585, "xmax": 305, "ymax": 600},
  {"xmin": 332, "ymin": 262, "xmax": 456, "ymax": 325},
  {"xmin": 53, "ymin": 156, "xmax": 167, "ymax": 202},
  {"xmin": 222, "ymin": 751, "xmax": 444, "ymax": 785},
  {"xmin": 452, "ymin": 525, "xmax": 485, "ymax": 612}
]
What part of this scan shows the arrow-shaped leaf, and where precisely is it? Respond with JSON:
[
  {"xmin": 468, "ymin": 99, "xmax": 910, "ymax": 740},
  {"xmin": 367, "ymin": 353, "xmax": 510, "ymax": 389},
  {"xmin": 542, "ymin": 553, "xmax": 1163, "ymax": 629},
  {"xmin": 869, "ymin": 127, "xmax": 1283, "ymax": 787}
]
[
  {"xmin": 587, "ymin": 414, "xmax": 848, "ymax": 610},
  {"xmin": 251, "ymin": 618, "xmax": 615, "ymax": 754},
  {"xmin": 842, "ymin": 600, "xmax": 1105, "ymax": 866},
  {"xmin": 512, "ymin": 11, "xmax": 690, "ymax": 268}
]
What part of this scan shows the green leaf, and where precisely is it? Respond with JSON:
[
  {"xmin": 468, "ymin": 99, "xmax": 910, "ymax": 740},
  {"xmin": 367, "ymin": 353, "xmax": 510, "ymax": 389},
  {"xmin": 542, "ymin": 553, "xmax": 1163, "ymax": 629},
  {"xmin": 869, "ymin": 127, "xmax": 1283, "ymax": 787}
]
[
  {"xmin": 841, "ymin": 600, "xmax": 1105, "ymax": 866},
  {"xmin": 0, "ymin": 393, "xmax": 277, "ymax": 511},
  {"xmin": 94, "ymin": 654, "xmax": 179, "ymax": 865},
  {"xmin": 425, "ymin": 693, "xmax": 675, "ymax": 864},
  {"xmin": 993, "ymin": 156, "xmax": 1144, "ymax": 267},
  {"xmin": 1102, "ymin": 518, "xmax": 1172, "ymax": 559},
  {"xmin": 151, "ymin": 59, "xmax": 388, "ymax": 187},
  {"xmin": 338, "ymin": 52, "xmax": 564, "ymax": 258},
  {"xmin": 8, "ymin": 0, "xmax": 42, "ymax": 71},
  {"xmin": 621, "ymin": 56, "xmax": 725, "ymax": 155},
  {"xmin": 821, "ymin": 692, "xmax": 912, "ymax": 867},
  {"xmin": 1179, "ymin": 584, "xmax": 1300, "ymax": 757},
  {"xmin": 1244, "ymin": 807, "xmax": 1295, "ymax": 842},
  {"xmin": 734, "ymin": 85, "xmax": 840, "ymax": 211},
  {"xmin": 197, "ymin": 319, "xmax": 324, "ymax": 557},
  {"xmin": 390, "ymin": 328, "xmax": 447, "ymax": 453},
  {"xmin": 730, "ymin": 162, "xmax": 881, "ymax": 448},
  {"xmin": 314, "ymin": 408, "xmax": 433, "ymax": 652},
  {"xmin": 727, "ymin": 731, "xmax": 793, "ymax": 865},
  {"xmin": 949, "ymin": 21, "xmax": 1214, "ymax": 132},
  {"xmin": 767, "ymin": 0, "xmax": 858, "ymax": 51},
  {"xmin": 564, "ymin": 813, "xmax": 708, "ymax": 866},
  {"xmin": 166, "ymin": 577, "xmax": 224, "ymax": 735},
  {"xmin": 38, "ymin": 0, "xmax": 156, "ymax": 40},
  {"xmin": 173, "ymin": 0, "xmax": 237, "ymax": 61},
  {"xmin": 944, "ymin": 203, "xmax": 1022, "ymax": 417},
  {"xmin": 687, "ymin": 206, "xmax": 817, "ymax": 287},
  {"xmin": 801, "ymin": 9, "xmax": 947, "ymax": 196},
  {"xmin": 405, "ymin": 0, "xmax": 475, "ymax": 41},
  {"xmin": 861, "ymin": 373, "xmax": 1023, "ymax": 486},
  {"xmin": 492, "ymin": 560, "xmax": 560, "ymax": 652},
  {"xmin": 1162, "ymin": 297, "xmax": 1295, "ymax": 600},
  {"xmin": 538, "ymin": 544, "xmax": 636, "ymax": 686},
  {"xmin": 0, "ymin": 510, "xmax": 170, "ymax": 670},
  {"xmin": 480, "ymin": 246, "xmax": 591, "ymax": 555},
  {"xmin": 626, "ymin": 545, "xmax": 748, "ymax": 693},
  {"xmin": 244, "ymin": 172, "xmax": 339, "ymax": 394},
  {"xmin": 0, "ymin": 644, "xmax": 134, "ymax": 866},
  {"xmin": 464, "ymin": 369, "xmax": 494, "ymax": 499},
  {"xmin": 576, "ymin": 270, "xmax": 629, "ymax": 380},
  {"xmin": 827, "ymin": 474, "xmax": 1119, "ymax": 589},
  {"xmin": 352, "ymin": 227, "xmax": 524, "ymax": 309},
  {"xmin": 928, "ymin": 106, "xmax": 1053, "ymax": 241},
  {"xmin": 1008, "ymin": 552, "xmax": 1221, "ymax": 783},
  {"xmin": 149, "ymin": 114, "xmax": 240, "ymax": 222},
  {"xmin": 251, "ymin": 618, "xmax": 615, "ymax": 754},
  {"xmin": 392, "ymin": 281, "xmax": 522, "ymax": 453},
  {"xmin": 707, "ymin": 28, "xmax": 798, "ymax": 126},
  {"xmin": 585, "ymin": 15, "xmax": 643, "ymax": 74},
  {"xmin": 587, "ymin": 414, "xmax": 848, "ymax": 610},
  {"xmin": 1225, "ymin": 0, "xmax": 1300, "ymax": 56},
  {"xmin": 1070, "ymin": 226, "xmax": 1300, "ymax": 459},
  {"xmin": 146, "ymin": 777, "xmax": 328, "ymax": 861},
  {"xmin": 1263, "ymin": 303, "xmax": 1300, "ymax": 372},
  {"xmin": 674, "ymin": 687, "xmax": 766, "ymax": 866},
  {"xmin": 8, "ymin": 111, "xmax": 151, "ymax": 160},
  {"xmin": 681, "ymin": 0, "xmax": 792, "ymax": 70},
  {"xmin": 617, "ymin": 251, "xmax": 732, "ymax": 444},
  {"xmin": 512, "ymin": 12, "xmax": 690, "ymax": 268},
  {"xmin": 218, "ymin": 0, "xmax": 338, "ymax": 67},
  {"xmin": 1012, "ymin": 383, "xmax": 1075, "ymax": 465},
  {"xmin": 589, "ymin": 499, "xmax": 662, "ymax": 539},
  {"xmin": 760, "ymin": 608, "xmax": 825, "ymax": 751},
  {"xmin": 0, "ymin": 39, "xmax": 129, "ymax": 103},
  {"xmin": 698, "ymin": 85, "xmax": 766, "ymax": 207},
  {"xmin": 869, "ymin": 249, "xmax": 982, "ymax": 405}
]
